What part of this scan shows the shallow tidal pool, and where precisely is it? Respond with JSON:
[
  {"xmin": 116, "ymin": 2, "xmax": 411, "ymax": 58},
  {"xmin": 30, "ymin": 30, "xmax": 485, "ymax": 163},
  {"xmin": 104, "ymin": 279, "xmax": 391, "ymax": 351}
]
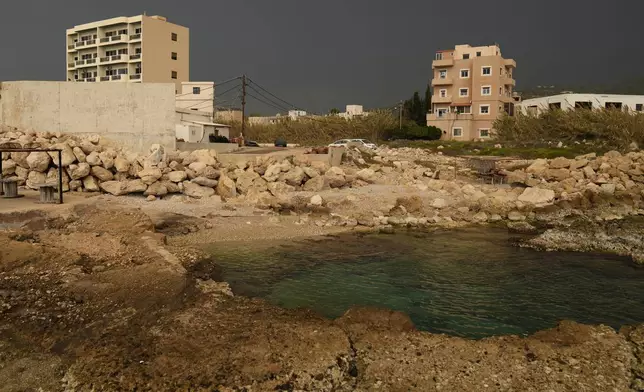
[{"xmin": 205, "ymin": 228, "xmax": 644, "ymax": 339}]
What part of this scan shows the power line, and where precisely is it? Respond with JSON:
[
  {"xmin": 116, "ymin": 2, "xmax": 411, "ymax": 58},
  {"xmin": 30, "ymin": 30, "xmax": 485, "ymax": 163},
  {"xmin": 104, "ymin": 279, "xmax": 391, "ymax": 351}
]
[
  {"xmin": 247, "ymin": 92, "xmax": 290, "ymax": 113},
  {"xmin": 247, "ymin": 78, "xmax": 301, "ymax": 110},
  {"xmin": 215, "ymin": 83, "xmax": 242, "ymax": 98},
  {"xmin": 246, "ymin": 84, "xmax": 292, "ymax": 112}
]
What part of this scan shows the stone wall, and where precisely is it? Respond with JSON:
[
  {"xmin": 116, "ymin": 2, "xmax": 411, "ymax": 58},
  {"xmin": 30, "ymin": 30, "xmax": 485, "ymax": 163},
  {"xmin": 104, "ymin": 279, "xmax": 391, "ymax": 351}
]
[{"xmin": 0, "ymin": 81, "xmax": 176, "ymax": 153}]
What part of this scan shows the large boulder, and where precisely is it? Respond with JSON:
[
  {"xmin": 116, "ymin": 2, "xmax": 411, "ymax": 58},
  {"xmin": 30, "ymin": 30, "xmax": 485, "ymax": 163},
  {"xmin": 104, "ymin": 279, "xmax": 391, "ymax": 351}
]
[
  {"xmin": 303, "ymin": 166, "xmax": 320, "ymax": 178},
  {"xmin": 67, "ymin": 163, "xmax": 91, "ymax": 180},
  {"xmin": 188, "ymin": 162, "xmax": 208, "ymax": 175},
  {"xmin": 99, "ymin": 151, "xmax": 115, "ymax": 170},
  {"xmin": 14, "ymin": 166, "xmax": 29, "ymax": 179},
  {"xmin": 2, "ymin": 159, "xmax": 16, "ymax": 176},
  {"xmin": 100, "ymin": 181, "xmax": 127, "ymax": 196},
  {"xmin": 325, "ymin": 167, "xmax": 347, "ymax": 188},
  {"xmin": 183, "ymin": 182, "xmax": 215, "ymax": 198},
  {"xmin": 192, "ymin": 177, "xmax": 218, "ymax": 188},
  {"xmin": 236, "ymin": 170, "xmax": 261, "ymax": 194},
  {"xmin": 45, "ymin": 167, "xmax": 70, "ymax": 192},
  {"xmin": 26, "ymin": 171, "xmax": 47, "ymax": 189},
  {"xmin": 190, "ymin": 149, "xmax": 217, "ymax": 166},
  {"xmin": 144, "ymin": 181, "xmax": 168, "ymax": 197},
  {"xmin": 201, "ymin": 166, "xmax": 220, "ymax": 180},
  {"xmin": 26, "ymin": 152, "xmax": 51, "ymax": 172},
  {"xmin": 167, "ymin": 171, "xmax": 188, "ymax": 183},
  {"xmin": 267, "ymin": 181, "xmax": 295, "ymax": 196},
  {"xmin": 79, "ymin": 140, "xmax": 100, "ymax": 155},
  {"xmin": 263, "ymin": 163, "xmax": 282, "ymax": 182},
  {"xmin": 303, "ymin": 176, "xmax": 328, "ymax": 192},
  {"xmin": 544, "ymin": 168, "xmax": 570, "ymax": 181},
  {"xmin": 356, "ymin": 168, "xmax": 376, "ymax": 183},
  {"xmin": 126, "ymin": 179, "xmax": 148, "ymax": 194},
  {"xmin": 11, "ymin": 152, "xmax": 29, "ymax": 168},
  {"xmin": 114, "ymin": 157, "xmax": 130, "ymax": 173},
  {"xmin": 138, "ymin": 167, "xmax": 163, "ymax": 185},
  {"xmin": 526, "ymin": 159, "xmax": 549, "ymax": 176},
  {"xmin": 163, "ymin": 181, "xmax": 181, "ymax": 194},
  {"xmin": 517, "ymin": 187, "xmax": 555, "ymax": 206},
  {"xmin": 83, "ymin": 175, "xmax": 100, "ymax": 192},
  {"xmin": 549, "ymin": 157, "xmax": 571, "ymax": 169},
  {"xmin": 216, "ymin": 175, "xmax": 237, "ymax": 198},
  {"xmin": 281, "ymin": 166, "xmax": 306, "ymax": 186},
  {"xmin": 72, "ymin": 147, "xmax": 87, "ymax": 163},
  {"xmin": 145, "ymin": 144, "xmax": 166, "ymax": 168},
  {"xmin": 91, "ymin": 166, "xmax": 114, "ymax": 182},
  {"xmin": 86, "ymin": 151, "xmax": 102, "ymax": 166},
  {"xmin": 48, "ymin": 143, "xmax": 76, "ymax": 167}
]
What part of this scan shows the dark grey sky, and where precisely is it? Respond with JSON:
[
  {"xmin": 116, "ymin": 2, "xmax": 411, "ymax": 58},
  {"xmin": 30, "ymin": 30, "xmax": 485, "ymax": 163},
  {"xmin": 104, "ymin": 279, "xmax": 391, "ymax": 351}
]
[{"xmin": 1, "ymin": 0, "xmax": 643, "ymax": 114}]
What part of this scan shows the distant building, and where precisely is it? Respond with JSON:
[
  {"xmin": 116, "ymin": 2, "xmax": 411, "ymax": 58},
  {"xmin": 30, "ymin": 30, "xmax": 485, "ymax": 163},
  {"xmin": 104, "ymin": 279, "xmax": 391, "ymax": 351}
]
[
  {"xmin": 215, "ymin": 108, "xmax": 243, "ymax": 123},
  {"xmin": 176, "ymin": 108, "xmax": 230, "ymax": 142},
  {"xmin": 66, "ymin": 14, "xmax": 189, "ymax": 92},
  {"xmin": 427, "ymin": 44, "xmax": 517, "ymax": 141},
  {"xmin": 518, "ymin": 93, "xmax": 644, "ymax": 115},
  {"xmin": 176, "ymin": 81, "xmax": 214, "ymax": 112},
  {"xmin": 288, "ymin": 110, "xmax": 307, "ymax": 120},
  {"xmin": 338, "ymin": 105, "xmax": 368, "ymax": 119}
]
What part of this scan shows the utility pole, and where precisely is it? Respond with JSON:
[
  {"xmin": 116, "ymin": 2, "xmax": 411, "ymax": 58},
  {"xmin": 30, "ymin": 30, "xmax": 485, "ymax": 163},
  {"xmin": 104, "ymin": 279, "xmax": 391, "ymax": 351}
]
[
  {"xmin": 399, "ymin": 100, "xmax": 403, "ymax": 130},
  {"xmin": 241, "ymin": 74, "xmax": 247, "ymax": 138},
  {"xmin": 211, "ymin": 82, "xmax": 216, "ymax": 123}
]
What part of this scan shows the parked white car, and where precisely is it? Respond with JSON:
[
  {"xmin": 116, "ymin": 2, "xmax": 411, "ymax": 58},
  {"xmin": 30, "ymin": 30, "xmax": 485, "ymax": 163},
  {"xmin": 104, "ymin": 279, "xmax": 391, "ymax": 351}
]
[{"xmin": 328, "ymin": 139, "xmax": 377, "ymax": 149}]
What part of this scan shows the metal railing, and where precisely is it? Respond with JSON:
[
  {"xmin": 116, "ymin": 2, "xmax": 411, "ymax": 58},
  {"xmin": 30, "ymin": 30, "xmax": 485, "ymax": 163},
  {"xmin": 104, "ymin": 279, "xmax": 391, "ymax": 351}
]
[
  {"xmin": 67, "ymin": 63, "xmax": 75, "ymax": 69},
  {"xmin": 100, "ymin": 56, "xmax": 110, "ymax": 62},
  {"xmin": 111, "ymin": 75, "xmax": 122, "ymax": 80},
  {"xmin": 130, "ymin": 33, "xmax": 141, "ymax": 40},
  {"xmin": 100, "ymin": 37, "xmax": 110, "ymax": 43},
  {"xmin": 130, "ymin": 74, "xmax": 141, "ymax": 80},
  {"xmin": 75, "ymin": 41, "xmax": 86, "ymax": 47},
  {"xmin": 86, "ymin": 39, "xmax": 96, "ymax": 45},
  {"xmin": 86, "ymin": 58, "xmax": 96, "ymax": 64},
  {"xmin": 75, "ymin": 60, "xmax": 85, "ymax": 66},
  {"xmin": 111, "ymin": 55, "xmax": 123, "ymax": 61},
  {"xmin": 100, "ymin": 76, "xmax": 110, "ymax": 81},
  {"xmin": 111, "ymin": 35, "xmax": 122, "ymax": 41},
  {"xmin": 67, "ymin": 44, "xmax": 75, "ymax": 50},
  {"xmin": 85, "ymin": 77, "xmax": 96, "ymax": 82},
  {"xmin": 129, "ymin": 54, "xmax": 141, "ymax": 60}
]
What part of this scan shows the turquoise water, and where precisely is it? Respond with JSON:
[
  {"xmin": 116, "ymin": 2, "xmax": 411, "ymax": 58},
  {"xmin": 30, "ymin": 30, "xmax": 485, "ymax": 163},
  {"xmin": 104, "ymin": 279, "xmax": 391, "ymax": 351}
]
[{"xmin": 206, "ymin": 229, "xmax": 644, "ymax": 339}]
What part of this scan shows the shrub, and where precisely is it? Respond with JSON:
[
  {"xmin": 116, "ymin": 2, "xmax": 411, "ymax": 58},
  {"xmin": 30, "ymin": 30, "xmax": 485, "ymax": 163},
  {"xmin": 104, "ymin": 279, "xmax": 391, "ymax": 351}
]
[
  {"xmin": 383, "ymin": 124, "xmax": 443, "ymax": 141},
  {"xmin": 209, "ymin": 135, "xmax": 230, "ymax": 143}
]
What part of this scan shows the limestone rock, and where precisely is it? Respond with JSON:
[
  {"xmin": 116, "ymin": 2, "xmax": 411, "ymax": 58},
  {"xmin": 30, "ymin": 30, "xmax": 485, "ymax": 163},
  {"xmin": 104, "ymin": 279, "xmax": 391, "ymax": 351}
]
[
  {"xmin": 72, "ymin": 147, "xmax": 87, "ymax": 163},
  {"xmin": 100, "ymin": 181, "xmax": 127, "ymax": 196},
  {"xmin": 601, "ymin": 183, "xmax": 616, "ymax": 195},
  {"xmin": 192, "ymin": 177, "xmax": 218, "ymax": 188},
  {"xmin": 282, "ymin": 166, "xmax": 306, "ymax": 186},
  {"xmin": 549, "ymin": 157, "xmax": 571, "ymax": 169},
  {"xmin": 303, "ymin": 166, "xmax": 320, "ymax": 178},
  {"xmin": 46, "ymin": 167, "xmax": 70, "ymax": 192},
  {"xmin": 570, "ymin": 159, "xmax": 589, "ymax": 170},
  {"xmin": 67, "ymin": 163, "xmax": 91, "ymax": 180},
  {"xmin": 14, "ymin": 166, "xmax": 29, "ymax": 179},
  {"xmin": 48, "ymin": 143, "xmax": 76, "ymax": 167},
  {"xmin": 86, "ymin": 151, "xmax": 102, "ymax": 166},
  {"xmin": 79, "ymin": 140, "xmax": 100, "ymax": 155},
  {"xmin": 183, "ymin": 181, "xmax": 215, "ymax": 198},
  {"xmin": 216, "ymin": 175, "xmax": 237, "ymax": 198},
  {"xmin": 82, "ymin": 175, "xmax": 100, "ymax": 192},
  {"xmin": 114, "ymin": 157, "xmax": 130, "ymax": 173},
  {"xmin": 507, "ymin": 211, "xmax": 526, "ymax": 221},
  {"xmin": 145, "ymin": 144, "xmax": 166, "ymax": 167},
  {"xmin": 544, "ymin": 168, "xmax": 570, "ymax": 181},
  {"xmin": 69, "ymin": 180, "xmax": 82, "ymax": 191},
  {"xmin": 190, "ymin": 149, "xmax": 218, "ymax": 166},
  {"xmin": 303, "ymin": 176, "xmax": 328, "ymax": 192},
  {"xmin": 2, "ymin": 159, "xmax": 16, "ymax": 176},
  {"xmin": 138, "ymin": 167, "xmax": 163, "ymax": 185},
  {"xmin": 11, "ymin": 152, "xmax": 29, "ymax": 168},
  {"xmin": 99, "ymin": 151, "xmax": 115, "ymax": 170},
  {"xmin": 188, "ymin": 162, "xmax": 208, "ymax": 175},
  {"xmin": 526, "ymin": 159, "xmax": 549, "ymax": 176},
  {"xmin": 356, "ymin": 168, "xmax": 376, "ymax": 183},
  {"xmin": 26, "ymin": 171, "xmax": 46, "ymax": 190},
  {"xmin": 267, "ymin": 181, "xmax": 295, "ymax": 196},
  {"xmin": 431, "ymin": 198, "xmax": 448, "ymax": 209},
  {"xmin": 201, "ymin": 166, "xmax": 220, "ymax": 180},
  {"xmin": 126, "ymin": 179, "xmax": 148, "ymax": 194},
  {"xmin": 472, "ymin": 212, "xmax": 488, "ymax": 223},
  {"xmin": 517, "ymin": 187, "xmax": 555, "ymax": 206},
  {"xmin": 263, "ymin": 164, "xmax": 282, "ymax": 182},
  {"xmin": 167, "ymin": 171, "xmax": 188, "ymax": 183},
  {"xmin": 310, "ymin": 194, "xmax": 323, "ymax": 206},
  {"xmin": 236, "ymin": 170, "xmax": 261, "ymax": 194},
  {"xmin": 144, "ymin": 181, "xmax": 168, "ymax": 196},
  {"xmin": 91, "ymin": 166, "xmax": 114, "ymax": 182},
  {"xmin": 26, "ymin": 152, "xmax": 51, "ymax": 172}
]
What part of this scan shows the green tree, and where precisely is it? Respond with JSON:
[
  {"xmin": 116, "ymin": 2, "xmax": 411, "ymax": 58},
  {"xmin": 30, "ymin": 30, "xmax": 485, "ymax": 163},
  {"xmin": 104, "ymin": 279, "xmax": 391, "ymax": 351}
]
[
  {"xmin": 329, "ymin": 108, "xmax": 340, "ymax": 115},
  {"xmin": 424, "ymin": 84, "xmax": 431, "ymax": 119}
]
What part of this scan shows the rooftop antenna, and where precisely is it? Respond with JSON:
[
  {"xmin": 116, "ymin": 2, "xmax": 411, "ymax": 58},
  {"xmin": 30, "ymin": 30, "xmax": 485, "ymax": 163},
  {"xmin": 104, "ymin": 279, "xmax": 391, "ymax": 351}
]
[{"xmin": 143, "ymin": 11, "xmax": 147, "ymax": 16}]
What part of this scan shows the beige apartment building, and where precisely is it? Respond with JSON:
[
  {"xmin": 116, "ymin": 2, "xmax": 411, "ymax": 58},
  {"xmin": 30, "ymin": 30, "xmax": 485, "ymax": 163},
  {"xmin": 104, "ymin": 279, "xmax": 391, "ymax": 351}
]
[
  {"xmin": 66, "ymin": 15, "xmax": 189, "ymax": 92},
  {"xmin": 427, "ymin": 44, "xmax": 517, "ymax": 141}
]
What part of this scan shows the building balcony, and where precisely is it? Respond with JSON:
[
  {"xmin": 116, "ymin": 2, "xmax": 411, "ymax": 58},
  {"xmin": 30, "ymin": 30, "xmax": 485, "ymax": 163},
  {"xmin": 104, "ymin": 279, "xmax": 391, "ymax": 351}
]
[
  {"xmin": 501, "ymin": 75, "xmax": 516, "ymax": 86},
  {"xmin": 67, "ymin": 63, "xmax": 75, "ymax": 69},
  {"xmin": 129, "ymin": 54, "xmax": 141, "ymax": 61},
  {"xmin": 432, "ymin": 77, "xmax": 453, "ymax": 86},
  {"xmin": 427, "ymin": 112, "xmax": 473, "ymax": 122},
  {"xmin": 85, "ymin": 77, "xmax": 96, "ymax": 82},
  {"xmin": 129, "ymin": 74, "xmax": 142, "ymax": 80},
  {"xmin": 99, "ymin": 35, "xmax": 129, "ymax": 45},
  {"xmin": 130, "ymin": 33, "xmax": 142, "ymax": 41},
  {"xmin": 504, "ymin": 58, "xmax": 517, "ymax": 68},
  {"xmin": 100, "ymin": 76, "xmax": 111, "ymax": 82},
  {"xmin": 75, "ymin": 60, "xmax": 86, "ymax": 66},
  {"xmin": 67, "ymin": 44, "xmax": 76, "ymax": 52},
  {"xmin": 433, "ymin": 95, "xmax": 452, "ymax": 104},
  {"xmin": 99, "ymin": 55, "xmax": 128, "ymax": 64},
  {"xmin": 432, "ymin": 59, "xmax": 454, "ymax": 68}
]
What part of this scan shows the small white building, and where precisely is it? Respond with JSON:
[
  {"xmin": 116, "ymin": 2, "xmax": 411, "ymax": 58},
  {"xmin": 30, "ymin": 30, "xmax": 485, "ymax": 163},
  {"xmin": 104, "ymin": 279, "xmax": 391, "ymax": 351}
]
[
  {"xmin": 338, "ymin": 104, "xmax": 369, "ymax": 119},
  {"xmin": 288, "ymin": 110, "xmax": 307, "ymax": 120},
  {"xmin": 176, "ymin": 108, "xmax": 230, "ymax": 142},
  {"xmin": 519, "ymin": 93, "xmax": 644, "ymax": 115},
  {"xmin": 176, "ymin": 81, "xmax": 214, "ymax": 113}
]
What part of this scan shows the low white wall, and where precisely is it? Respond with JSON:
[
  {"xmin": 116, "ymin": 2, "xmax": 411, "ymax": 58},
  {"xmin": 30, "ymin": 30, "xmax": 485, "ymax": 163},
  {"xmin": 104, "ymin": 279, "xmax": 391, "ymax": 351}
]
[{"xmin": 0, "ymin": 81, "xmax": 176, "ymax": 152}]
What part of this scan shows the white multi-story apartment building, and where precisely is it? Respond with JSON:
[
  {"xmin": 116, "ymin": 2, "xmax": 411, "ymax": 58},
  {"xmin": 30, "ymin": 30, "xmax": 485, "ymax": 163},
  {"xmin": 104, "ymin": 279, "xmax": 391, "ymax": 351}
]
[
  {"xmin": 66, "ymin": 14, "xmax": 189, "ymax": 92},
  {"xmin": 519, "ymin": 93, "xmax": 644, "ymax": 114}
]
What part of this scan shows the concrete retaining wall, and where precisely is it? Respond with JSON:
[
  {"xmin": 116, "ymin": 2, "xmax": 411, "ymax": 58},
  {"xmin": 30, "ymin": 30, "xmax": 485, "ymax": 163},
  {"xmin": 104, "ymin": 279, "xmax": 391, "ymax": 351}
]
[
  {"xmin": 176, "ymin": 141, "xmax": 240, "ymax": 153},
  {"xmin": 0, "ymin": 81, "xmax": 176, "ymax": 152}
]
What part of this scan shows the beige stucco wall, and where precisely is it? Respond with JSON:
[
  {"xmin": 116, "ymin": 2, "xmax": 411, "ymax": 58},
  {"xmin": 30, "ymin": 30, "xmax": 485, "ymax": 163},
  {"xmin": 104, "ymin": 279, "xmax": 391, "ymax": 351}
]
[
  {"xmin": 0, "ymin": 81, "xmax": 176, "ymax": 152},
  {"xmin": 142, "ymin": 16, "xmax": 189, "ymax": 92}
]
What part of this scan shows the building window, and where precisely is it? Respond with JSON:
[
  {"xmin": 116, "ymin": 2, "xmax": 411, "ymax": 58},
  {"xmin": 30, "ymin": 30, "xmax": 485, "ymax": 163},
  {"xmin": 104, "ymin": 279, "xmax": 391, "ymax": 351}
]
[
  {"xmin": 135, "ymin": 48, "xmax": 142, "ymax": 54},
  {"xmin": 171, "ymin": 71, "xmax": 178, "ymax": 79},
  {"xmin": 459, "ymin": 88, "xmax": 469, "ymax": 97},
  {"xmin": 479, "ymin": 129, "xmax": 490, "ymax": 138},
  {"xmin": 482, "ymin": 66, "xmax": 492, "ymax": 76},
  {"xmin": 439, "ymin": 89, "xmax": 447, "ymax": 98},
  {"xmin": 575, "ymin": 101, "xmax": 592, "ymax": 110},
  {"xmin": 106, "ymin": 50, "xmax": 117, "ymax": 57},
  {"xmin": 118, "ymin": 29, "xmax": 127, "ymax": 35},
  {"xmin": 605, "ymin": 102, "xmax": 622, "ymax": 110},
  {"xmin": 476, "ymin": 51, "xmax": 481, "ymax": 57},
  {"xmin": 435, "ymin": 52, "xmax": 443, "ymax": 60},
  {"xmin": 549, "ymin": 102, "xmax": 562, "ymax": 110},
  {"xmin": 456, "ymin": 106, "xmax": 471, "ymax": 114},
  {"xmin": 452, "ymin": 127, "xmax": 463, "ymax": 137},
  {"xmin": 481, "ymin": 86, "xmax": 491, "ymax": 96},
  {"xmin": 171, "ymin": 52, "xmax": 178, "ymax": 60},
  {"xmin": 460, "ymin": 69, "xmax": 470, "ymax": 78},
  {"xmin": 637, "ymin": 104, "xmax": 643, "ymax": 112},
  {"xmin": 437, "ymin": 108, "xmax": 448, "ymax": 117},
  {"xmin": 117, "ymin": 48, "xmax": 128, "ymax": 55},
  {"xmin": 439, "ymin": 70, "xmax": 447, "ymax": 79},
  {"xmin": 463, "ymin": 54, "xmax": 470, "ymax": 59},
  {"xmin": 479, "ymin": 104, "xmax": 490, "ymax": 114},
  {"xmin": 171, "ymin": 33, "xmax": 178, "ymax": 41},
  {"xmin": 135, "ymin": 27, "xmax": 142, "ymax": 34},
  {"xmin": 193, "ymin": 87, "xmax": 201, "ymax": 94},
  {"xmin": 117, "ymin": 68, "xmax": 128, "ymax": 75},
  {"xmin": 527, "ymin": 106, "xmax": 538, "ymax": 115}
]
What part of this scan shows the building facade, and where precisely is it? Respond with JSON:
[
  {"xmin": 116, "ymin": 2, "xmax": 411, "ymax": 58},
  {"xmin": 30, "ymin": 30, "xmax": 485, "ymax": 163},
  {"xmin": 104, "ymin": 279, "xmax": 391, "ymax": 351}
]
[
  {"xmin": 518, "ymin": 93, "xmax": 644, "ymax": 114},
  {"xmin": 66, "ymin": 15, "xmax": 189, "ymax": 92},
  {"xmin": 427, "ymin": 44, "xmax": 517, "ymax": 141},
  {"xmin": 176, "ymin": 81, "xmax": 214, "ymax": 112}
]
